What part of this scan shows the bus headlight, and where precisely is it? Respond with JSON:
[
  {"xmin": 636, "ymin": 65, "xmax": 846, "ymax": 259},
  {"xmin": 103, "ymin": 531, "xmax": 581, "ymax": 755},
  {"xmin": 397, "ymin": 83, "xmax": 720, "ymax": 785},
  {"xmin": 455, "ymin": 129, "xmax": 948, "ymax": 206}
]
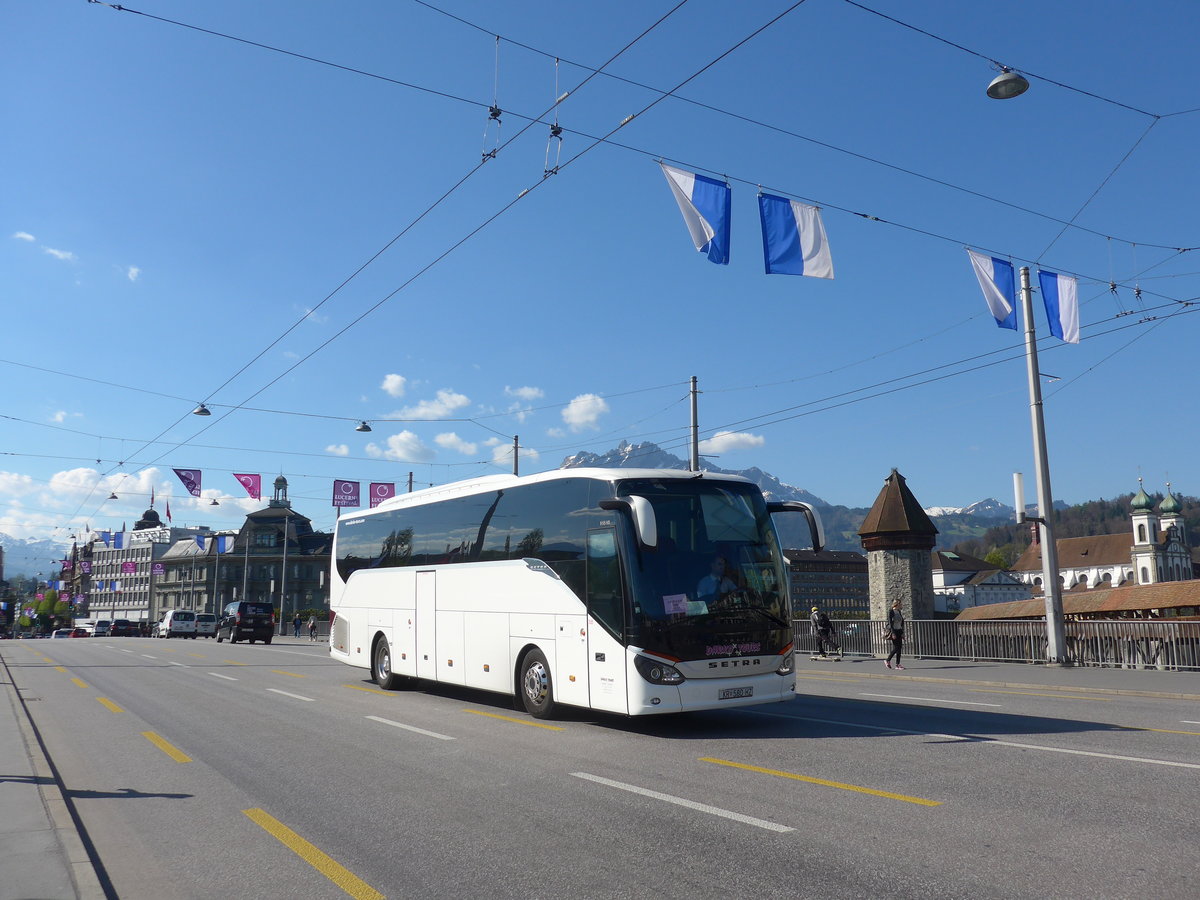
[
  {"xmin": 634, "ymin": 655, "xmax": 685, "ymax": 685},
  {"xmin": 775, "ymin": 651, "xmax": 795, "ymax": 675}
]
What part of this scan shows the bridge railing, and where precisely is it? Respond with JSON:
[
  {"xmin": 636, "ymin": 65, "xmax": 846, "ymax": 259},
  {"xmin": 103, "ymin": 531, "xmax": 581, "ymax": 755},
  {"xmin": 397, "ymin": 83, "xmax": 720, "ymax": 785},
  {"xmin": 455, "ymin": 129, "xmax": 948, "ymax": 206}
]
[{"xmin": 793, "ymin": 618, "xmax": 1200, "ymax": 671}]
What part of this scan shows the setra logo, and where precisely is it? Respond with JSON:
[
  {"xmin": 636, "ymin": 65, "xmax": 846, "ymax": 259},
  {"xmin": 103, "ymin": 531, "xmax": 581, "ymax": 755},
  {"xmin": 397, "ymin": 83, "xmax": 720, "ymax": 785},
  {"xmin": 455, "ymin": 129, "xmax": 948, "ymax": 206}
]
[{"xmin": 707, "ymin": 659, "xmax": 762, "ymax": 668}]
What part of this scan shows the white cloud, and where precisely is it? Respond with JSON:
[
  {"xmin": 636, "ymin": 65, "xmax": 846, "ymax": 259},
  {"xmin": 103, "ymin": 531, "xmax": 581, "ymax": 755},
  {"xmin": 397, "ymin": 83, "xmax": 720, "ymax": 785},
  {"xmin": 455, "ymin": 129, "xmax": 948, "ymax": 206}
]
[
  {"xmin": 52, "ymin": 410, "xmax": 67, "ymax": 423},
  {"xmin": 381, "ymin": 374, "xmax": 407, "ymax": 398},
  {"xmin": 12, "ymin": 231, "xmax": 35, "ymax": 242},
  {"xmin": 325, "ymin": 444, "xmax": 350, "ymax": 456},
  {"xmin": 546, "ymin": 427, "xmax": 565, "ymax": 438},
  {"xmin": 127, "ymin": 266, "xmax": 140, "ymax": 282},
  {"xmin": 435, "ymin": 432, "xmax": 477, "ymax": 455},
  {"xmin": 395, "ymin": 388, "xmax": 470, "ymax": 419},
  {"xmin": 698, "ymin": 430, "xmax": 765, "ymax": 455},
  {"xmin": 300, "ymin": 306, "xmax": 327, "ymax": 324},
  {"xmin": 505, "ymin": 385, "xmax": 544, "ymax": 402},
  {"xmin": 43, "ymin": 247, "xmax": 76, "ymax": 262},
  {"xmin": 561, "ymin": 394, "xmax": 609, "ymax": 432},
  {"xmin": 365, "ymin": 430, "xmax": 434, "ymax": 462}
]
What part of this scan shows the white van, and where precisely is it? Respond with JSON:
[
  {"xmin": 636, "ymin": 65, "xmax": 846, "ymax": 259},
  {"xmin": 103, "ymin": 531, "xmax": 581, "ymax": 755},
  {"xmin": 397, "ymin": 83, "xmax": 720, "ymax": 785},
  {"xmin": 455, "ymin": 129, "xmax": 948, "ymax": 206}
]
[
  {"xmin": 157, "ymin": 609, "xmax": 197, "ymax": 639},
  {"xmin": 93, "ymin": 619, "xmax": 112, "ymax": 637}
]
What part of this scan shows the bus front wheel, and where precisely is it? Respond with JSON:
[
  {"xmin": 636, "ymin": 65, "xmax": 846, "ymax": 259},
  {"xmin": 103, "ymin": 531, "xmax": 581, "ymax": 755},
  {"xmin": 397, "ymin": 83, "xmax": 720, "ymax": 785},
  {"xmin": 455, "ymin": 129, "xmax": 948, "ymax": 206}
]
[
  {"xmin": 373, "ymin": 636, "xmax": 403, "ymax": 691},
  {"xmin": 519, "ymin": 649, "xmax": 557, "ymax": 719}
]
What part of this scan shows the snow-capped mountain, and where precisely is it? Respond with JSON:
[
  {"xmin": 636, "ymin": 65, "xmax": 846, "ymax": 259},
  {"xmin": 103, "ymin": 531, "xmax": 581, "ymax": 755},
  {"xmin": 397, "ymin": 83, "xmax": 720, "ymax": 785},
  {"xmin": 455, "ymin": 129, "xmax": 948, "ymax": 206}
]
[
  {"xmin": 0, "ymin": 533, "xmax": 71, "ymax": 580},
  {"xmin": 923, "ymin": 498, "xmax": 1015, "ymax": 520},
  {"xmin": 560, "ymin": 441, "xmax": 827, "ymax": 507}
]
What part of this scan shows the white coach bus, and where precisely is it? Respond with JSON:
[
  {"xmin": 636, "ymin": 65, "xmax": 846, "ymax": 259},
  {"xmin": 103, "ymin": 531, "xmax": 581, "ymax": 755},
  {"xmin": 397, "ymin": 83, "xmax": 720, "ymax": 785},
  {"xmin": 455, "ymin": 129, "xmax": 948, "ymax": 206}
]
[{"xmin": 329, "ymin": 468, "xmax": 823, "ymax": 718}]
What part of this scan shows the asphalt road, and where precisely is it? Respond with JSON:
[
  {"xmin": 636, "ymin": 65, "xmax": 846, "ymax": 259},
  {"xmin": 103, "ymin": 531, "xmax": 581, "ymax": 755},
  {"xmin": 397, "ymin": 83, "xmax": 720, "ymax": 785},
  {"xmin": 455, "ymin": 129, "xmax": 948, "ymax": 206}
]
[{"xmin": 10, "ymin": 638, "xmax": 1200, "ymax": 899}]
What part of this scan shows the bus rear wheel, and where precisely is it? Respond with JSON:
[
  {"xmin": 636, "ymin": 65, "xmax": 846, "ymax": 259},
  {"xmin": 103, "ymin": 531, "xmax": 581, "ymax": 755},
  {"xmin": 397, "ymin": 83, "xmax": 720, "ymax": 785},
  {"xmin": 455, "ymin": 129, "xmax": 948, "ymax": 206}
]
[
  {"xmin": 519, "ymin": 649, "xmax": 557, "ymax": 719},
  {"xmin": 373, "ymin": 636, "xmax": 403, "ymax": 691}
]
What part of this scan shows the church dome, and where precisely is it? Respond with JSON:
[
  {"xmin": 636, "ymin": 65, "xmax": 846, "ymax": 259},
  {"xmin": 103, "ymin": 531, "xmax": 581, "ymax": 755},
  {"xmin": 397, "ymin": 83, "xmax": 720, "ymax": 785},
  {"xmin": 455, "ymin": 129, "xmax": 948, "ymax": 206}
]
[
  {"xmin": 1131, "ymin": 484, "xmax": 1154, "ymax": 512},
  {"xmin": 1160, "ymin": 489, "xmax": 1182, "ymax": 515}
]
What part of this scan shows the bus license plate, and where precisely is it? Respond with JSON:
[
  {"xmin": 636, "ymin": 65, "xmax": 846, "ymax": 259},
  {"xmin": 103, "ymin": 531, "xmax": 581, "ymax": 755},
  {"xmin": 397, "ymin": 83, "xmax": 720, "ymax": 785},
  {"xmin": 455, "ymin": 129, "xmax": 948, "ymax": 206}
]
[{"xmin": 719, "ymin": 686, "xmax": 753, "ymax": 700}]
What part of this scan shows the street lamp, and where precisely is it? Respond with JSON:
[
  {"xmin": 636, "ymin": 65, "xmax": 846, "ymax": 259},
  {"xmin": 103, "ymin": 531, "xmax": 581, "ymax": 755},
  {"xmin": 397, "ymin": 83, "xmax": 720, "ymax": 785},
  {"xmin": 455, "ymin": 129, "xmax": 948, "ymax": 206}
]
[{"xmin": 986, "ymin": 67, "xmax": 1029, "ymax": 100}]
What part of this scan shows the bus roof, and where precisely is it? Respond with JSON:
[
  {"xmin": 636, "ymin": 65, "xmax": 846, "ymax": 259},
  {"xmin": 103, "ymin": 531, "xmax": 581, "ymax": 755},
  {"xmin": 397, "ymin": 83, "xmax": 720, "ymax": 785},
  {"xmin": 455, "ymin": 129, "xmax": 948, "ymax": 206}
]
[{"xmin": 368, "ymin": 467, "xmax": 754, "ymax": 514}]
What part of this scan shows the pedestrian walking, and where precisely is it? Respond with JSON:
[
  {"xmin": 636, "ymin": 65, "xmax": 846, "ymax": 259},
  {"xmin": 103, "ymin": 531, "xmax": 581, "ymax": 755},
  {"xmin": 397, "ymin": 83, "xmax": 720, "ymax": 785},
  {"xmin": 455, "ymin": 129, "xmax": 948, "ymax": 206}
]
[
  {"xmin": 809, "ymin": 605, "xmax": 842, "ymax": 659},
  {"xmin": 307, "ymin": 615, "xmax": 318, "ymax": 642},
  {"xmin": 292, "ymin": 614, "xmax": 302, "ymax": 638},
  {"xmin": 884, "ymin": 599, "xmax": 905, "ymax": 669}
]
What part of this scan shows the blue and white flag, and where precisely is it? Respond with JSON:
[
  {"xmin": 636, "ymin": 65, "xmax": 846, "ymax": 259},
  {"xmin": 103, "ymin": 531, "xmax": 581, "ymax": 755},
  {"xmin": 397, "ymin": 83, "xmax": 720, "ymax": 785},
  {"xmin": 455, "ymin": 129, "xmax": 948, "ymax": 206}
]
[
  {"xmin": 195, "ymin": 535, "xmax": 206, "ymax": 551},
  {"xmin": 112, "ymin": 531, "xmax": 125, "ymax": 550},
  {"xmin": 967, "ymin": 249, "xmax": 1016, "ymax": 330},
  {"xmin": 1037, "ymin": 270, "xmax": 1080, "ymax": 343},
  {"xmin": 757, "ymin": 193, "xmax": 834, "ymax": 278},
  {"xmin": 659, "ymin": 162, "xmax": 731, "ymax": 265}
]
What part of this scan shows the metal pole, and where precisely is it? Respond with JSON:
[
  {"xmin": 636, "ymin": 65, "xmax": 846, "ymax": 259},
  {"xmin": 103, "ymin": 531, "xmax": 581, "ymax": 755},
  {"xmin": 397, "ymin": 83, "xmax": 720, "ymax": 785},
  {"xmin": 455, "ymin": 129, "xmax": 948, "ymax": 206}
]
[
  {"xmin": 513, "ymin": 435, "xmax": 519, "ymax": 476},
  {"xmin": 1019, "ymin": 266, "xmax": 1068, "ymax": 664},
  {"xmin": 280, "ymin": 513, "xmax": 290, "ymax": 636},
  {"xmin": 689, "ymin": 375, "xmax": 699, "ymax": 472},
  {"xmin": 241, "ymin": 526, "xmax": 250, "ymax": 602}
]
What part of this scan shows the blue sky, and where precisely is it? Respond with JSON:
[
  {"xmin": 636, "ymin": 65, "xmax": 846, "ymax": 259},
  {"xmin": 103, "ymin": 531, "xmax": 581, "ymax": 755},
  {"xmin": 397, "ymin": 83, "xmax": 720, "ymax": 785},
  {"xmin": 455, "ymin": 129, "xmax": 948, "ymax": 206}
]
[{"xmin": 4, "ymin": 0, "xmax": 1198, "ymax": 542}]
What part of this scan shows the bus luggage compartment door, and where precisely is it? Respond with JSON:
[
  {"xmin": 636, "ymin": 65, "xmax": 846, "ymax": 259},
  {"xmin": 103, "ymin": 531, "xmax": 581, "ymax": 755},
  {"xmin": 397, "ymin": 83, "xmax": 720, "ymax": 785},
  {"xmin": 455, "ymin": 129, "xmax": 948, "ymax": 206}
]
[{"xmin": 416, "ymin": 571, "xmax": 437, "ymax": 680}]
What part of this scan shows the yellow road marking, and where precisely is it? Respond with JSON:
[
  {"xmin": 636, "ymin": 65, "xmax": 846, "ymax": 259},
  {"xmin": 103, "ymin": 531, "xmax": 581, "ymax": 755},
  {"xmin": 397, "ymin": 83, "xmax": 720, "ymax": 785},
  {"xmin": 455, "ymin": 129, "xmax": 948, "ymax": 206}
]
[
  {"xmin": 187, "ymin": 653, "xmax": 205, "ymax": 658},
  {"xmin": 223, "ymin": 660, "xmax": 247, "ymax": 666},
  {"xmin": 462, "ymin": 709, "xmax": 564, "ymax": 731},
  {"xmin": 701, "ymin": 757, "xmax": 941, "ymax": 807},
  {"xmin": 97, "ymin": 697, "xmax": 124, "ymax": 713},
  {"xmin": 141, "ymin": 731, "xmax": 192, "ymax": 763},
  {"xmin": 71, "ymin": 677, "xmax": 88, "ymax": 689},
  {"xmin": 970, "ymin": 689, "xmax": 1111, "ymax": 702},
  {"xmin": 1120, "ymin": 725, "xmax": 1200, "ymax": 736},
  {"xmin": 55, "ymin": 666, "xmax": 67, "ymax": 673},
  {"xmin": 243, "ymin": 808, "xmax": 384, "ymax": 900},
  {"xmin": 271, "ymin": 669, "xmax": 305, "ymax": 678},
  {"xmin": 343, "ymin": 684, "xmax": 394, "ymax": 696}
]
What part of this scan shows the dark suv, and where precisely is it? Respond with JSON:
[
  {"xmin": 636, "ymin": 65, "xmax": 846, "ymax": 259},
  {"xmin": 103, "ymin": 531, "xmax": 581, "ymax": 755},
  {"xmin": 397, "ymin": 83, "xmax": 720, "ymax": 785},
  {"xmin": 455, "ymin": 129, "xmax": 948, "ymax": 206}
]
[
  {"xmin": 216, "ymin": 601, "xmax": 275, "ymax": 644},
  {"xmin": 110, "ymin": 619, "xmax": 138, "ymax": 637}
]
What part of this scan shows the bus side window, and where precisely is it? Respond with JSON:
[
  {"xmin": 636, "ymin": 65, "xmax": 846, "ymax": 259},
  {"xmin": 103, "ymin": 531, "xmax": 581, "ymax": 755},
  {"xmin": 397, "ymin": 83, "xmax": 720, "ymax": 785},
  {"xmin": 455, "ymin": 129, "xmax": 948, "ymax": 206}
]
[{"xmin": 586, "ymin": 529, "xmax": 623, "ymax": 636}]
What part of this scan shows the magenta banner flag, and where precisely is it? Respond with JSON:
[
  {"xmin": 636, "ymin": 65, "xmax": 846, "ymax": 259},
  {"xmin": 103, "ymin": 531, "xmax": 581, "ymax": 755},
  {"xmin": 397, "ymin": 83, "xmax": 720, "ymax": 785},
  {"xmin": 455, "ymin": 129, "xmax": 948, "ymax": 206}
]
[
  {"xmin": 121, "ymin": 561, "xmax": 136, "ymax": 574},
  {"xmin": 233, "ymin": 473, "xmax": 262, "ymax": 499},
  {"xmin": 369, "ymin": 482, "xmax": 396, "ymax": 509},
  {"xmin": 332, "ymin": 480, "xmax": 360, "ymax": 508},
  {"xmin": 173, "ymin": 468, "xmax": 202, "ymax": 497},
  {"xmin": 151, "ymin": 562, "xmax": 165, "ymax": 576},
  {"xmin": 80, "ymin": 561, "xmax": 92, "ymax": 574}
]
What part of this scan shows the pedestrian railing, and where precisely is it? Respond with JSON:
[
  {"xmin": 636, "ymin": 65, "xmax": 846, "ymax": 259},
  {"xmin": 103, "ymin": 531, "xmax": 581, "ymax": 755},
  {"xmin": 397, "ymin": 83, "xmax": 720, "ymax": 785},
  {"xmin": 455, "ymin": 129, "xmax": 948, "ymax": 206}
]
[{"xmin": 793, "ymin": 618, "xmax": 1200, "ymax": 671}]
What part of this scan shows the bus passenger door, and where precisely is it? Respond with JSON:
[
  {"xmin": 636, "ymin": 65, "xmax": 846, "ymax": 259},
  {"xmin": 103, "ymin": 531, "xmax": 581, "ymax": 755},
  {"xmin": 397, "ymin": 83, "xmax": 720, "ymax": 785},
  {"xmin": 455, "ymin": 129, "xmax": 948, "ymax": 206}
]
[
  {"xmin": 416, "ymin": 570, "xmax": 437, "ymax": 680},
  {"xmin": 586, "ymin": 528, "xmax": 629, "ymax": 714}
]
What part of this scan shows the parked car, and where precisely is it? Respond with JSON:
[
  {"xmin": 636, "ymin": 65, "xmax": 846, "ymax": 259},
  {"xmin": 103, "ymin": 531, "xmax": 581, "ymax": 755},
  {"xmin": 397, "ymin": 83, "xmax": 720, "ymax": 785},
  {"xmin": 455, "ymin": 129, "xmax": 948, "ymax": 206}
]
[
  {"xmin": 70, "ymin": 627, "xmax": 90, "ymax": 638},
  {"xmin": 93, "ymin": 619, "xmax": 112, "ymax": 637},
  {"xmin": 110, "ymin": 619, "xmax": 137, "ymax": 637},
  {"xmin": 157, "ymin": 609, "xmax": 197, "ymax": 639},
  {"xmin": 195, "ymin": 613, "xmax": 217, "ymax": 638},
  {"xmin": 50, "ymin": 628, "xmax": 73, "ymax": 638},
  {"xmin": 216, "ymin": 601, "xmax": 274, "ymax": 644}
]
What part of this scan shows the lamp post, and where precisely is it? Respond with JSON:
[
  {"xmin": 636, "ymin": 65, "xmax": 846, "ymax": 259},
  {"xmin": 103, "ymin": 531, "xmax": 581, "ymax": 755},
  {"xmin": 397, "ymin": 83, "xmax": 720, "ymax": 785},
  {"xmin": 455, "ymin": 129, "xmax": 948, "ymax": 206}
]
[{"xmin": 1013, "ymin": 266, "xmax": 1069, "ymax": 665}]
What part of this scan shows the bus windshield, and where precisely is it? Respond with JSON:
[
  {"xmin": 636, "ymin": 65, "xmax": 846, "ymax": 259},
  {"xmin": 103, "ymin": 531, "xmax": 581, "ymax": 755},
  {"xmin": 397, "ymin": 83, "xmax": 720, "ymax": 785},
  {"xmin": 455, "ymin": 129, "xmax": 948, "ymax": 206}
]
[{"xmin": 616, "ymin": 478, "xmax": 790, "ymax": 660}]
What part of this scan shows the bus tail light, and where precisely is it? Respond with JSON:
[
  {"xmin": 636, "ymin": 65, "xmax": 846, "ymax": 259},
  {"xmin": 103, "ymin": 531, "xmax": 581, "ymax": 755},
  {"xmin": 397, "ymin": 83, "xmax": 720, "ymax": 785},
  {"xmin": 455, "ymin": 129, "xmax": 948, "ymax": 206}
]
[{"xmin": 634, "ymin": 655, "xmax": 685, "ymax": 685}]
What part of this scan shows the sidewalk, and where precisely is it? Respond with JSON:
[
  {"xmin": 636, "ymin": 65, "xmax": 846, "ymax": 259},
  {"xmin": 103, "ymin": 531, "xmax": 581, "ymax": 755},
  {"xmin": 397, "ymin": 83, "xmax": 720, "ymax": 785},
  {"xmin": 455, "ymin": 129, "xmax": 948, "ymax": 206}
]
[
  {"xmin": 0, "ymin": 645, "xmax": 105, "ymax": 900},
  {"xmin": 799, "ymin": 653, "xmax": 1200, "ymax": 700}
]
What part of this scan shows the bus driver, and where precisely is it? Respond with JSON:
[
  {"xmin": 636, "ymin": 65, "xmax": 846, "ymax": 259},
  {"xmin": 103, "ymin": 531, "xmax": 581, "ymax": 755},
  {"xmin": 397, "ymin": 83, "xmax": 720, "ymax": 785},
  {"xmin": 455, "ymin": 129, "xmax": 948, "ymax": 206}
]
[{"xmin": 696, "ymin": 555, "xmax": 739, "ymax": 609}]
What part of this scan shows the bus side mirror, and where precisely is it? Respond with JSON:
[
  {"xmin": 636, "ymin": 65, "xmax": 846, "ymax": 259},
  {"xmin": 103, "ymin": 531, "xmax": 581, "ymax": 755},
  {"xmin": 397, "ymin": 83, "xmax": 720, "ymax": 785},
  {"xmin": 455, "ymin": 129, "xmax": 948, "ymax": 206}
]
[
  {"xmin": 767, "ymin": 500, "xmax": 825, "ymax": 552},
  {"xmin": 599, "ymin": 497, "xmax": 658, "ymax": 549}
]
